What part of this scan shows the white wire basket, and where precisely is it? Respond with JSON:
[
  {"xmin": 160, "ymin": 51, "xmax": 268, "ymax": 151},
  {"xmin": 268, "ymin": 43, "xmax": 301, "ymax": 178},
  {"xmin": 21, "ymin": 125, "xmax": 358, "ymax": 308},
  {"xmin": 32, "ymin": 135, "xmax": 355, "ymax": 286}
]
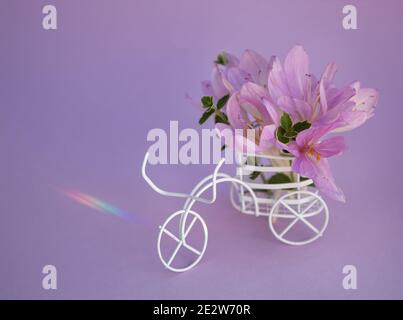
[
  {"xmin": 230, "ymin": 152, "xmax": 329, "ymax": 246},
  {"xmin": 142, "ymin": 151, "xmax": 329, "ymax": 272}
]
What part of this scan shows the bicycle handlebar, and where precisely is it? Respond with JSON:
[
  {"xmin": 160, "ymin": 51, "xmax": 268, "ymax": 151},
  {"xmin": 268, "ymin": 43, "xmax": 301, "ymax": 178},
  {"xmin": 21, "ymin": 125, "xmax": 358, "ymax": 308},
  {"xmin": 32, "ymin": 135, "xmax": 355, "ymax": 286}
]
[{"xmin": 141, "ymin": 152, "xmax": 226, "ymax": 204}]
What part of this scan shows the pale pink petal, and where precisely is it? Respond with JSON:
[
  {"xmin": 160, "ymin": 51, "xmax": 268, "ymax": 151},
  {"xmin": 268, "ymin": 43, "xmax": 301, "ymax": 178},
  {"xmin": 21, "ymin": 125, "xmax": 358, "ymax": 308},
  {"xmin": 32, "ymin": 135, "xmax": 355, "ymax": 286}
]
[
  {"xmin": 284, "ymin": 45, "xmax": 309, "ymax": 99},
  {"xmin": 221, "ymin": 52, "xmax": 240, "ymax": 68},
  {"xmin": 223, "ymin": 67, "xmax": 249, "ymax": 93},
  {"xmin": 320, "ymin": 63, "xmax": 337, "ymax": 89},
  {"xmin": 352, "ymin": 87, "xmax": 379, "ymax": 113},
  {"xmin": 349, "ymin": 81, "xmax": 360, "ymax": 92},
  {"xmin": 293, "ymin": 98, "xmax": 313, "ymax": 121},
  {"xmin": 284, "ymin": 141, "xmax": 301, "ymax": 157},
  {"xmin": 239, "ymin": 49, "xmax": 269, "ymax": 86},
  {"xmin": 331, "ymin": 109, "xmax": 368, "ymax": 133},
  {"xmin": 316, "ymin": 136, "xmax": 346, "ymax": 158},
  {"xmin": 240, "ymin": 82, "xmax": 272, "ymax": 124},
  {"xmin": 240, "ymin": 82, "xmax": 268, "ymax": 104},
  {"xmin": 262, "ymin": 98, "xmax": 281, "ymax": 126},
  {"xmin": 211, "ymin": 66, "xmax": 229, "ymax": 99},
  {"xmin": 305, "ymin": 74, "xmax": 319, "ymax": 106},
  {"xmin": 293, "ymin": 156, "xmax": 346, "ymax": 202},
  {"xmin": 241, "ymin": 101, "xmax": 269, "ymax": 125},
  {"xmin": 291, "ymin": 154, "xmax": 317, "ymax": 178},
  {"xmin": 313, "ymin": 63, "xmax": 337, "ymax": 114},
  {"xmin": 319, "ymin": 79, "xmax": 328, "ymax": 114},
  {"xmin": 276, "ymin": 96, "xmax": 300, "ymax": 122},
  {"xmin": 312, "ymin": 158, "xmax": 346, "ymax": 202},
  {"xmin": 277, "ymin": 96, "xmax": 312, "ymax": 122},
  {"xmin": 329, "ymin": 85, "xmax": 378, "ymax": 132},
  {"xmin": 257, "ymin": 124, "xmax": 277, "ymax": 152},
  {"xmin": 327, "ymin": 85, "xmax": 356, "ymax": 110},
  {"xmin": 226, "ymin": 93, "xmax": 249, "ymax": 129},
  {"xmin": 318, "ymin": 100, "xmax": 355, "ymax": 126},
  {"xmin": 296, "ymin": 124, "xmax": 336, "ymax": 146},
  {"xmin": 267, "ymin": 57, "xmax": 290, "ymax": 101}
]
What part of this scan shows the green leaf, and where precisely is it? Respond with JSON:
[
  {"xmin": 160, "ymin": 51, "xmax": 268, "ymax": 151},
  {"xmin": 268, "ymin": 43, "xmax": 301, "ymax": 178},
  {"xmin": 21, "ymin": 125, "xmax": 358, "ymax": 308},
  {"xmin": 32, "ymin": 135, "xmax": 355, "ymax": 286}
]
[
  {"xmin": 249, "ymin": 171, "xmax": 261, "ymax": 180},
  {"xmin": 215, "ymin": 110, "xmax": 229, "ymax": 125},
  {"xmin": 277, "ymin": 126, "xmax": 285, "ymax": 136},
  {"xmin": 267, "ymin": 173, "xmax": 292, "ymax": 184},
  {"xmin": 280, "ymin": 113, "xmax": 293, "ymax": 130},
  {"xmin": 276, "ymin": 127, "xmax": 289, "ymax": 144},
  {"xmin": 284, "ymin": 130, "xmax": 297, "ymax": 139},
  {"xmin": 201, "ymin": 96, "xmax": 213, "ymax": 108},
  {"xmin": 215, "ymin": 52, "xmax": 228, "ymax": 65},
  {"xmin": 293, "ymin": 121, "xmax": 311, "ymax": 133},
  {"xmin": 199, "ymin": 108, "xmax": 215, "ymax": 125},
  {"xmin": 216, "ymin": 94, "xmax": 230, "ymax": 109}
]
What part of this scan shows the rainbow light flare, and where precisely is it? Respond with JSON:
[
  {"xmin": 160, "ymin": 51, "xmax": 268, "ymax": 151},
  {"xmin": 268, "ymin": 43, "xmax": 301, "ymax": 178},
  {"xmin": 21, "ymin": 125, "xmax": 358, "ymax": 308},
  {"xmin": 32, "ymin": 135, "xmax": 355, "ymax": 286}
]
[{"xmin": 62, "ymin": 190, "xmax": 140, "ymax": 223}]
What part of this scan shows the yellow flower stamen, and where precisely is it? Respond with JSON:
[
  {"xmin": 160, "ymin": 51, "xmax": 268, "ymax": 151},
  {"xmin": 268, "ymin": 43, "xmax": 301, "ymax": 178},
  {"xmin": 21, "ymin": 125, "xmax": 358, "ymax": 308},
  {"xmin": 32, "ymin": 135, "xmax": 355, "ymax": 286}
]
[{"xmin": 306, "ymin": 145, "xmax": 321, "ymax": 162}]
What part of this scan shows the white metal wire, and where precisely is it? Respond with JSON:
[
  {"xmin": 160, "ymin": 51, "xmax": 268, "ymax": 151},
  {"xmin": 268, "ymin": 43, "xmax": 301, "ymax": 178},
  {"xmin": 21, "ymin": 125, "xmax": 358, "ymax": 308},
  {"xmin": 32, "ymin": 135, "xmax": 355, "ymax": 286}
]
[
  {"xmin": 142, "ymin": 152, "xmax": 224, "ymax": 205},
  {"xmin": 157, "ymin": 210, "xmax": 208, "ymax": 272},
  {"xmin": 142, "ymin": 152, "xmax": 260, "ymax": 272},
  {"xmin": 231, "ymin": 152, "xmax": 329, "ymax": 245},
  {"xmin": 231, "ymin": 152, "xmax": 316, "ymax": 214},
  {"xmin": 268, "ymin": 191, "xmax": 329, "ymax": 245},
  {"xmin": 142, "ymin": 150, "xmax": 330, "ymax": 272}
]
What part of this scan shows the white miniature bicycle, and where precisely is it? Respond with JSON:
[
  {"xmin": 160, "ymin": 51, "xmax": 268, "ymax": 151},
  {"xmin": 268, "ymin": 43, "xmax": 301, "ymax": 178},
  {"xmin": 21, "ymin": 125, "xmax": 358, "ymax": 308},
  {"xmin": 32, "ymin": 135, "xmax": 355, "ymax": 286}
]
[{"xmin": 142, "ymin": 152, "xmax": 329, "ymax": 272}]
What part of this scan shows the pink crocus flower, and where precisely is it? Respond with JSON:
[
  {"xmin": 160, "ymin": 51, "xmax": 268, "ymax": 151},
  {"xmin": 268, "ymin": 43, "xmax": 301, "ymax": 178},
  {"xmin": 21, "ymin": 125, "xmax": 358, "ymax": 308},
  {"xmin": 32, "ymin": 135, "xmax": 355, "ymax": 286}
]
[
  {"xmin": 215, "ymin": 91, "xmax": 276, "ymax": 154},
  {"xmin": 202, "ymin": 50, "xmax": 273, "ymax": 102},
  {"xmin": 213, "ymin": 52, "xmax": 278, "ymax": 152},
  {"xmin": 185, "ymin": 52, "xmax": 239, "ymax": 110},
  {"xmin": 222, "ymin": 49, "xmax": 274, "ymax": 92},
  {"xmin": 284, "ymin": 124, "xmax": 347, "ymax": 202},
  {"xmin": 198, "ymin": 45, "xmax": 378, "ymax": 203},
  {"xmin": 331, "ymin": 81, "xmax": 379, "ymax": 132},
  {"xmin": 263, "ymin": 45, "xmax": 378, "ymax": 131},
  {"xmin": 201, "ymin": 52, "xmax": 239, "ymax": 101}
]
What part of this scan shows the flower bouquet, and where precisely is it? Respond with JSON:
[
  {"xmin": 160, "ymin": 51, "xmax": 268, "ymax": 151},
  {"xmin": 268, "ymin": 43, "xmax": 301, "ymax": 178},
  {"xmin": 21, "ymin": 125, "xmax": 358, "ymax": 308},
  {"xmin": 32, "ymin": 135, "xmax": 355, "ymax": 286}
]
[{"xmin": 193, "ymin": 45, "xmax": 378, "ymax": 208}]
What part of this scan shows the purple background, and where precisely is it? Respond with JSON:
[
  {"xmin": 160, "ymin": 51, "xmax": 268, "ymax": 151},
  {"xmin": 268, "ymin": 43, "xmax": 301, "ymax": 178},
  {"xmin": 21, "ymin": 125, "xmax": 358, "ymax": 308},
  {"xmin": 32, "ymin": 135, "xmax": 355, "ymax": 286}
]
[{"xmin": 1, "ymin": 0, "xmax": 403, "ymax": 299}]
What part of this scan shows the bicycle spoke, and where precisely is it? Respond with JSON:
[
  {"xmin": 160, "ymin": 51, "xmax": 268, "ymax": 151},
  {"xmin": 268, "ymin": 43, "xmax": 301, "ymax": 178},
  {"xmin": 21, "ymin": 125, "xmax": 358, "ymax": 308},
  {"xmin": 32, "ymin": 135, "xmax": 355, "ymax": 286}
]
[
  {"xmin": 279, "ymin": 218, "xmax": 299, "ymax": 238},
  {"xmin": 280, "ymin": 200, "xmax": 299, "ymax": 217},
  {"xmin": 279, "ymin": 198, "xmax": 320, "ymax": 235},
  {"xmin": 167, "ymin": 241, "xmax": 183, "ymax": 267},
  {"xmin": 183, "ymin": 243, "xmax": 201, "ymax": 255},
  {"xmin": 300, "ymin": 198, "xmax": 319, "ymax": 216},
  {"xmin": 299, "ymin": 216, "xmax": 320, "ymax": 234},
  {"xmin": 184, "ymin": 216, "xmax": 198, "ymax": 238},
  {"xmin": 161, "ymin": 228, "xmax": 180, "ymax": 243},
  {"xmin": 161, "ymin": 214, "xmax": 204, "ymax": 267}
]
